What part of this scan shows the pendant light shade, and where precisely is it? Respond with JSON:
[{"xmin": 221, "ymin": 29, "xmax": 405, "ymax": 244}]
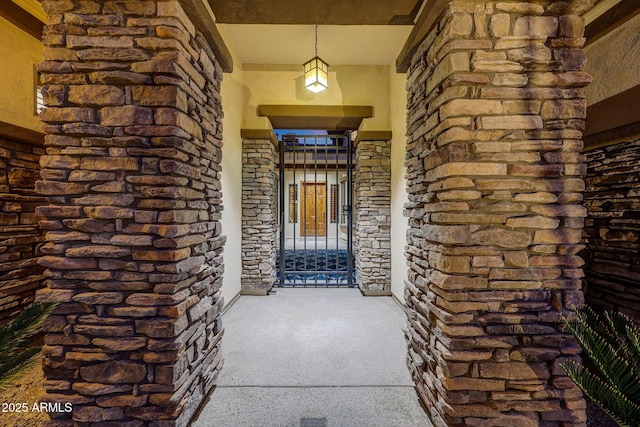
[
  {"xmin": 304, "ymin": 25, "xmax": 328, "ymax": 93},
  {"xmin": 304, "ymin": 56, "xmax": 329, "ymax": 93}
]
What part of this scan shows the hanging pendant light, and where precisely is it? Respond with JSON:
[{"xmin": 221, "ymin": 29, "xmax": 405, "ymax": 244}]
[{"xmin": 303, "ymin": 25, "xmax": 329, "ymax": 93}]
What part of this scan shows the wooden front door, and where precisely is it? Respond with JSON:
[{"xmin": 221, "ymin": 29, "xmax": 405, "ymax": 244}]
[{"xmin": 301, "ymin": 182, "xmax": 326, "ymax": 237}]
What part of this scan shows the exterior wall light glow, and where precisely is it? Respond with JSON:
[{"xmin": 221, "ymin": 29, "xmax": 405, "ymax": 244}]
[{"xmin": 304, "ymin": 25, "xmax": 328, "ymax": 93}]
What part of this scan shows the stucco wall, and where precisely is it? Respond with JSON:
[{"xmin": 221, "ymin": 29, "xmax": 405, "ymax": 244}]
[
  {"xmin": 242, "ymin": 64, "xmax": 391, "ymax": 131},
  {"xmin": 0, "ymin": 17, "xmax": 43, "ymax": 131},
  {"xmin": 220, "ymin": 42, "xmax": 244, "ymax": 308},
  {"xmin": 585, "ymin": 13, "xmax": 640, "ymax": 106},
  {"xmin": 390, "ymin": 71, "xmax": 408, "ymax": 303}
]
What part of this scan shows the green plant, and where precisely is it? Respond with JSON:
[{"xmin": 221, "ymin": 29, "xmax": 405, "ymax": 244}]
[
  {"xmin": 0, "ymin": 301, "xmax": 57, "ymax": 387},
  {"xmin": 562, "ymin": 305, "xmax": 640, "ymax": 427}
]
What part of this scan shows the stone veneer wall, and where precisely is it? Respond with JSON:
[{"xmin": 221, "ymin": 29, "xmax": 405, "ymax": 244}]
[
  {"xmin": 403, "ymin": 2, "xmax": 590, "ymax": 426},
  {"xmin": 241, "ymin": 137, "xmax": 277, "ymax": 295},
  {"xmin": 0, "ymin": 137, "xmax": 46, "ymax": 323},
  {"xmin": 36, "ymin": 1, "xmax": 225, "ymax": 425},
  {"xmin": 354, "ymin": 138, "xmax": 391, "ymax": 295},
  {"xmin": 582, "ymin": 138, "xmax": 640, "ymax": 318}
]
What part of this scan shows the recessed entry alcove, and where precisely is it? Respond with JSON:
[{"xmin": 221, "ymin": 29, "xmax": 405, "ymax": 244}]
[
  {"xmin": 240, "ymin": 104, "xmax": 392, "ymax": 296},
  {"xmin": 0, "ymin": 0, "xmax": 638, "ymax": 426}
]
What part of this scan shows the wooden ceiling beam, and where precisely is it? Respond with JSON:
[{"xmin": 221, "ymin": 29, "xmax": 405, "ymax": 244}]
[
  {"xmin": 0, "ymin": 1, "xmax": 43, "ymax": 40},
  {"xmin": 395, "ymin": 0, "xmax": 448, "ymax": 73},
  {"xmin": 0, "ymin": 121, "xmax": 44, "ymax": 146},
  {"xmin": 585, "ymin": 0, "xmax": 640, "ymax": 46},
  {"xmin": 585, "ymin": 84, "xmax": 640, "ymax": 137}
]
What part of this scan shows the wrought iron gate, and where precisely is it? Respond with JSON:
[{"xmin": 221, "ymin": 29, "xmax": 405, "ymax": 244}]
[{"xmin": 276, "ymin": 133, "xmax": 355, "ymax": 287}]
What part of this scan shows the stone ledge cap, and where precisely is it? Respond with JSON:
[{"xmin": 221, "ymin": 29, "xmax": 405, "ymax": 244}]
[
  {"xmin": 241, "ymin": 129, "xmax": 279, "ymax": 148},
  {"xmin": 354, "ymin": 130, "xmax": 392, "ymax": 147}
]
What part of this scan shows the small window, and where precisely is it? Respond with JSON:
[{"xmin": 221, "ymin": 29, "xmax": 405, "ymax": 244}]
[
  {"xmin": 34, "ymin": 67, "xmax": 45, "ymax": 115},
  {"xmin": 289, "ymin": 184, "xmax": 298, "ymax": 223},
  {"xmin": 330, "ymin": 184, "xmax": 338, "ymax": 223},
  {"xmin": 35, "ymin": 85, "xmax": 45, "ymax": 114},
  {"xmin": 340, "ymin": 181, "xmax": 346, "ymax": 224}
]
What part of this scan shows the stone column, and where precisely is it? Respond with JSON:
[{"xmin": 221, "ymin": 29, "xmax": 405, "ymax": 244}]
[
  {"xmin": 0, "ymin": 135, "xmax": 46, "ymax": 323},
  {"xmin": 354, "ymin": 132, "xmax": 392, "ymax": 296},
  {"xmin": 403, "ymin": 2, "xmax": 590, "ymax": 426},
  {"xmin": 241, "ymin": 130, "xmax": 278, "ymax": 295},
  {"xmin": 36, "ymin": 1, "xmax": 225, "ymax": 425},
  {"xmin": 582, "ymin": 139, "xmax": 640, "ymax": 317}
]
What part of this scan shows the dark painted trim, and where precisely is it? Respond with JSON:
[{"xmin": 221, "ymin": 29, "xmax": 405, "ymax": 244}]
[
  {"xmin": 221, "ymin": 291, "xmax": 242, "ymax": 314},
  {"xmin": 179, "ymin": 0, "xmax": 233, "ymax": 72},
  {"xmin": 0, "ymin": 1, "xmax": 44, "ymax": 40},
  {"xmin": 583, "ymin": 121, "xmax": 640, "ymax": 152},
  {"xmin": 207, "ymin": 0, "xmax": 421, "ymax": 25},
  {"xmin": 0, "ymin": 121, "xmax": 44, "ymax": 146},
  {"xmin": 585, "ymin": 84, "xmax": 640, "ymax": 137},
  {"xmin": 585, "ymin": 0, "xmax": 640, "ymax": 46},
  {"xmin": 258, "ymin": 105, "xmax": 373, "ymax": 119},
  {"xmin": 396, "ymin": 0, "xmax": 448, "ymax": 73},
  {"xmin": 257, "ymin": 105, "xmax": 374, "ymax": 131}
]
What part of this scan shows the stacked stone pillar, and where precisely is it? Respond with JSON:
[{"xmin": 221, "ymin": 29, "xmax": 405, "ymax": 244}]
[
  {"xmin": 0, "ymin": 136, "xmax": 46, "ymax": 323},
  {"xmin": 241, "ymin": 131, "xmax": 278, "ymax": 295},
  {"xmin": 354, "ymin": 133, "xmax": 392, "ymax": 295},
  {"xmin": 582, "ymin": 139, "xmax": 640, "ymax": 317},
  {"xmin": 36, "ymin": 1, "xmax": 225, "ymax": 425},
  {"xmin": 403, "ymin": 1, "xmax": 590, "ymax": 425}
]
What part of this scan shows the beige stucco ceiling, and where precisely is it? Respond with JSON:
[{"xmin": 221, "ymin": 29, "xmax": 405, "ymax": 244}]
[
  {"xmin": 219, "ymin": 24, "xmax": 413, "ymax": 65},
  {"xmin": 212, "ymin": 0, "xmax": 419, "ymax": 66},
  {"xmin": 9, "ymin": 0, "xmax": 623, "ymax": 70}
]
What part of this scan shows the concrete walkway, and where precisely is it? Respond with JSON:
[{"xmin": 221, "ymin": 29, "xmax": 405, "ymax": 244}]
[{"xmin": 193, "ymin": 288, "xmax": 432, "ymax": 427}]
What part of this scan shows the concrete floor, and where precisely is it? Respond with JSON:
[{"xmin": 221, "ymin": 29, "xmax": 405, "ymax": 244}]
[{"xmin": 193, "ymin": 288, "xmax": 432, "ymax": 427}]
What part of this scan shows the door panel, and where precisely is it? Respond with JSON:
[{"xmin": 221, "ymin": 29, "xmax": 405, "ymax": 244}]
[{"xmin": 302, "ymin": 182, "xmax": 326, "ymax": 237}]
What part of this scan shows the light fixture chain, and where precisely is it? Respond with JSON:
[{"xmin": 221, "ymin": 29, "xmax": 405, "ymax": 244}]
[{"xmin": 304, "ymin": 24, "xmax": 327, "ymax": 93}]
